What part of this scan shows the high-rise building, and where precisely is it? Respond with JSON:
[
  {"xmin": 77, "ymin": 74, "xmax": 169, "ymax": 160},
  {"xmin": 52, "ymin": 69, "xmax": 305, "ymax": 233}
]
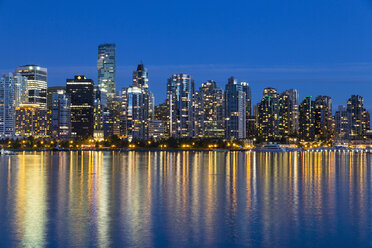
[
  {"xmin": 15, "ymin": 103, "xmax": 51, "ymax": 137},
  {"xmin": 133, "ymin": 63, "xmax": 149, "ymax": 88},
  {"xmin": 314, "ymin": 95, "xmax": 333, "ymax": 140},
  {"xmin": 13, "ymin": 73, "xmax": 28, "ymax": 108},
  {"xmin": 279, "ymin": 89, "xmax": 299, "ymax": 137},
  {"xmin": 121, "ymin": 64, "xmax": 154, "ymax": 141},
  {"xmin": 334, "ymin": 105, "xmax": 351, "ymax": 140},
  {"xmin": 154, "ymin": 101, "xmax": 169, "ymax": 137},
  {"xmin": 15, "ymin": 65, "xmax": 47, "ymax": 108},
  {"xmin": 167, "ymin": 74, "xmax": 194, "ymax": 138},
  {"xmin": 299, "ymin": 96, "xmax": 315, "ymax": 141},
  {"xmin": 347, "ymin": 95, "xmax": 369, "ymax": 138},
  {"xmin": 97, "ymin": 43, "xmax": 116, "ymax": 104},
  {"xmin": 224, "ymin": 77, "xmax": 247, "ymax": 140},
  {"xmin": 47, "ymin": 86, "xmax": 65, "ymax": 110},
  {"xmin": 148, "ymin": 120, "xmax": 165, "ymax": 140},
  {"xmin": 194, "ymin": 80, "xmax": 224, "ymax": 138},
  {"xmin": 66, "ymin": 76, "xmax": 94, "ymax": 137},
  {"xmin": 51, "ymin": 89, "xmax": 71, "ymax": 138},
  {"xmin": 93, "ymin": 86, "xmax": 104, "ymax": 140},
  {"xmin": 0, "ymin": 73, "xmax": 15, "ymax": 137},
  {"xmin": 257, "ymin": 87, "xmax": 279, "ymax": 140}
]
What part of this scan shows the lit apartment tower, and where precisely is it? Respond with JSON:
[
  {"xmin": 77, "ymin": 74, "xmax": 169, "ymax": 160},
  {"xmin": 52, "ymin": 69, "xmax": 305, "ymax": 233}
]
[
  {"xmin": 66, "ymin": 76, "xmax": 94, "ymax": 137},
  {"xmin": 363, "ymin": 110, "xmax": 370, "ymax": 134},
  {"xmin": 15, "ymin": 104, "xmax": 51, "ymax": 137},
  {"xmin": 13, "ymin": 73, "xmax": 28, "ymax": 107},
  {"xmin": 224, "ymin": 77, "xmax": 247, "ymax": 140},
  {"xmin": 194, "ymin": 80, "xmax": 224, "ymax": 138},
  {"xmin": 279, "ymin": 89, "xmax": 299, "ymax": 137},
  {"xmin": 334, "ymin": 105, "xmax": 351, "ymax": 140},
  {"xmin": 103, "ymin": 96, "xmax": 121, "ymax": 138},
  {"xmin": 133, "ymin": 63, "xmax": 149, "ymax": 88},
  {"xmin": 120, "ymin": 64, "xmax": 154, "ymax": 140},
  {"xmin": 47, "ymin": 86, "xmax": 65, "ymax": 110},
  {"xmin": 97, "ymin": 43, "xmax": 116, "ymax": 104},
  {"xmin": 257, "ymin": 87, "xmax": 279, "ymax": 140},
  {"xmin": 93, "ymin": 86, "xmax": 104, "ymax": 140},
  {"xmin": 299, "ymin": 96, "xmax": 315, "ymax": 141},
  {"xmin": 0, "ymin": 73, "xmax": 15, "ymax": 137},
  {"xmin": 121, "ymin": 86, "xmax": 147, "ymax": 140},
  {"xmin": 51, "ymin": 90, "xmax": 71, "ymax": 138},
  {"xmin": 132, "ymin": 63, "xmax": 154, "ymax": 122},
  {"xmin": 347, "ymin": 95, "xmax": 369, "ymax": 138},
  {"xmin": 154, "ymin": 101, "xmax": 169, "ymax": 137},
  {"xmin": 167, "ymin": 74, "xmax": 194, "ymax": 138},
  {"xmin": 148, "ymin": 120, "xmax": 165, "ymax": 140},
  {"xmin": 15, "ymin": 65, "xmax": 47, "ymax": 108},
  {"xmin": 314, "ymin": 96, "xmax": 333, "ymax": 140}
]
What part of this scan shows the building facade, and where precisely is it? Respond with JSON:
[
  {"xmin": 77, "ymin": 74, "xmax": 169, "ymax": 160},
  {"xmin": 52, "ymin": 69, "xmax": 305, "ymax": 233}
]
[
  {"xmin": 167, "ymin": 74, "xmax": 194, "ymax": 138},
  {"xmin": 15, "ymin": 104, "xmax": 51, "ymax": 137},
  {"xmin": 16, "ymin": 65, "xmax": 47, "ymax": 108},
  {"xmin": 0, "ymin": 73, "xmax": 15, "ymax": 137},
  {"xmin": 257, "ymin": 87, "xmax": 279, "ymax": 141},
  {"xmin": 97, "ymin": 43, "xmax": 116, "ymax": 104},
  {"xmin": 51, "ymin": 89, "xmax": 71, "ymax": 138},
  {"xmin": 299, "ymin": 96, "xmax": 315, "ymax": 141},
  {"xmin": 66, "ymin": 76, "xmax": 94, "ymax": 137}
]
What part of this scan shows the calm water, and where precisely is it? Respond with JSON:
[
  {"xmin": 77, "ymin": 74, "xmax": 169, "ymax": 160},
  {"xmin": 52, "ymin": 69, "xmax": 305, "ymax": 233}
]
[{"xmin": 0, "ymin": 151, "xmax": 371, "ymax": 248}]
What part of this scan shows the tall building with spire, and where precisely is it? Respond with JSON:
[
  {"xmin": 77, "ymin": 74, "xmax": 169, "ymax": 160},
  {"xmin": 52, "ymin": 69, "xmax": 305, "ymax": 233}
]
[
  {"xmin": 121, "ymin": 64, "xmax": 154, "ymax": 141},
  {"xmin": 97, "ymin": 43, "xmax": 116, "ymax": 104}
]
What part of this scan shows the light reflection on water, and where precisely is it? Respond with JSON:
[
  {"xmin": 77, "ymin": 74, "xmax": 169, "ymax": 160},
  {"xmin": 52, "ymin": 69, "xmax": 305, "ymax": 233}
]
[{"xmin": 0, "ymin": 151, "xmax": 371, "ymax": 247}]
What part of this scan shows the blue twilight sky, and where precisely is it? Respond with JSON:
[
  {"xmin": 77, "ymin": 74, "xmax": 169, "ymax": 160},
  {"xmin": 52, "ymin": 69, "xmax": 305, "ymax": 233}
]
[{"xmin": 0, "ymin": 0, "xmax": 372, "ymax": 111}]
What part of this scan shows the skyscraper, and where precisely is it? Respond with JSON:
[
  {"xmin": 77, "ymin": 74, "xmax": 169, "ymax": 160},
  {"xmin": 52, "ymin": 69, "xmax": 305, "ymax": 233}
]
[
  {"xmin": 224, "ymin": 77, "xmax": 247, "ymax": 140},
  {"xmin": 299, "ymin": 96, "xmax": 315, "ymax": 141},
  {"xmin": 257, "ymin": 87, "xmax": 279, "ymax": 141},
  {"xmin": 51, "ymin": 89, "xmax": 71, "ymax": 138},
  {"xmin": 66, "ymin": 76, "xmax": 94, "ymax": 137},
  {"xmin": 194, "ymin": 80, "xmax": 224, "ymax": 138},
  {"xmin": 334, "ymin": 105, "xmax": 351, "ymax": 140},
  {"xmin": 279, "ymin": 89, "xmax": 299, "ymax": 137},
  {"xmin": 15, "ymin": 65, "xmax": 47, "ymax": 108},
  {"xmin": 13, "ymin": 73, "xmax": 28, "ymax": 108},
  {"xmin": 347, "ymin": 95, "xmax": 369, "ymax": 138},
  {"xmin": 97, "ymin": 43, "xmax": 116, "ymax": 104},
  {"xmin": 121, "ymin": 64, "xmax": 154, "ymax": 141},
  {"xmin": 167, "ymin": 74, "xmax": 194, "ymax": 138},
  {"xmin": 0, "ymin": 73, "xmax": 15, "ymax": 137},
  {"xmin": 314, "ymin": 95, "xmax": 333, "ymax": 140}
]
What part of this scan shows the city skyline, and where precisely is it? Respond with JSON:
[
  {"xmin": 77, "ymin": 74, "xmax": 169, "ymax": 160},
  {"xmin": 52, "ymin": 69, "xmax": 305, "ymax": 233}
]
[{"xmin": 0, "ymin": 0, "xmax": 371, "ymax": 110}]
